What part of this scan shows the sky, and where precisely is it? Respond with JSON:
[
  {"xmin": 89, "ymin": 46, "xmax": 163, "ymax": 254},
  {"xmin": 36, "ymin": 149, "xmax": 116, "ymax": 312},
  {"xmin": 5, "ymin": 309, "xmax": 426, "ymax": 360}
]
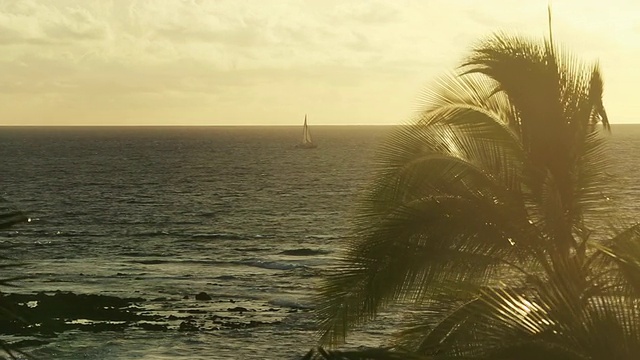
[{"xmin": 0, "ymin": 0, "xmax": 639, "ymax": 126}]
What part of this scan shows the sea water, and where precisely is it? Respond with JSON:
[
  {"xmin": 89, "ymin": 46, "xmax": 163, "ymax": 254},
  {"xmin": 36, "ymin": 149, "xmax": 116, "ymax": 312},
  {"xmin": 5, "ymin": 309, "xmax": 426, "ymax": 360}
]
[{"xmin": 0, "ymin": 125, "xmax": 638, "ymax": 359}]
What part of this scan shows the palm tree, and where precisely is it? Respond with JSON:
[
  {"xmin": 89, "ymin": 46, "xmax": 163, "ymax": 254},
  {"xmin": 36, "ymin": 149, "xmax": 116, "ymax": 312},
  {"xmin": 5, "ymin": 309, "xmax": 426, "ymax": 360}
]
[
  {"xmin": 312, "ymin": 31, "xmax": 640, "ymax": 359},
  {"xmin": 0, "ymin": 211, "xmax": 28, "ymax": 230},
  {"xmin": 0, "ymin": 202, "xmax": 32, "ymax": 359}
]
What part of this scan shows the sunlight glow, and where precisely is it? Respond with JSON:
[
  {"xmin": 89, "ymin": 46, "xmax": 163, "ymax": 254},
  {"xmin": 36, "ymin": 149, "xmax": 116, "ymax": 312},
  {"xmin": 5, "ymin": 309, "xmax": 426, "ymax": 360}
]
[{"xmin": 0, "ymin": 0, "xmax": 638, "ymax": 125}]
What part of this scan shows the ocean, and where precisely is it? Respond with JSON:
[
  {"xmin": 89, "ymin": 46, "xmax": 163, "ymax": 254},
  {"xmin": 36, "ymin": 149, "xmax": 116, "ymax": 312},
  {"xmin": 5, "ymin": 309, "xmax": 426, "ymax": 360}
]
[{"xmin": 0, "ymin": 125, "xmax": 638, "ymax": 359}]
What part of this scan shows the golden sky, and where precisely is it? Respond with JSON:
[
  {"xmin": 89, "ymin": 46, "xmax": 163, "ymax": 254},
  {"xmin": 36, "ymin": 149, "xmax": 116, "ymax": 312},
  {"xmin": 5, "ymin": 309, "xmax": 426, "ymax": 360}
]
[{"xmin": 1, "ymin": 0, "xmax": 639, "ymax": 126}]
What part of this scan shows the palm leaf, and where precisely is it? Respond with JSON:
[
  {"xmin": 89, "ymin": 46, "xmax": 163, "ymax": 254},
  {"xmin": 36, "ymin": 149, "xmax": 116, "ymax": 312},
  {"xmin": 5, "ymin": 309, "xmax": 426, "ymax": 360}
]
[
  {"xmin": 313, "ymin": 28, "xmax": 637, "ymax": 360},
  {"xmin": 0, "ymin": 211, "xmax": 28, "ymax": 229},
  {"xmin": 302, "ymin": 347, "xmax": 428, "ymax": 360},
  {"xmin": 317, "ymin": 102, "xmax": 546, "ymax": 344}
]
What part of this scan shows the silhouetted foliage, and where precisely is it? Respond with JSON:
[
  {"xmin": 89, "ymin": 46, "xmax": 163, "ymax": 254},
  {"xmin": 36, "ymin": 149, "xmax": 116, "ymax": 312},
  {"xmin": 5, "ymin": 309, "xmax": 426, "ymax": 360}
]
[
  {"xmin": 301, "ymin": 347, "xmax": 425, "ymax": 360},
  {"xmin": 0, "ymin": 203, "xmax": 34, "ymax": 359},
  {"xmin": 0, "ymin": 211, "xmax": 27, "ymax": 230},
  {"xmin": 312, "ymin": 29, "xmax": 640, "ymax": 359}
]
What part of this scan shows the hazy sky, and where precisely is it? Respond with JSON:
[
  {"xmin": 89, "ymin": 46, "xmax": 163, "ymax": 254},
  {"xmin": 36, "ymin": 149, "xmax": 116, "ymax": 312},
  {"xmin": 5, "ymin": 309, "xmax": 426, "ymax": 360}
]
[{"xmin": 1, "ymin": 0, "xmax": 639, "ymax": 126}]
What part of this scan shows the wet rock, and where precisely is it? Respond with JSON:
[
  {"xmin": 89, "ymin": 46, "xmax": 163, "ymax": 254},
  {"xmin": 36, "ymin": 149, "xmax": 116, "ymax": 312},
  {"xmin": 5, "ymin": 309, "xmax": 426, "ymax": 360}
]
[
  {"xmin": 178, "ymin": 320, "xmax": 199, "ymax": 332},
  {"xmin": 183, "ymin": 309, "xmax": 207, "ymax": 314},
  {"xmin": 221, "ymin": 320, "xmax": 275, "ymax": 329},
  {"xmin": 0, "ymin": 210, "xmax": 28, "ymax": 229},
  {"xmin": 0, "ymin": 291, "xmax": 154, "ymax": 336},
  {"xmin": 227, "ymin": 306, "xmax": 249, "ymax": 313},
  {"xmin": 0, "ymin": 290, "xmax": 282, "ymax": 336},
  {"xmin": 138, "ymin": 322, "xmax": 168, "ymax": 331},
  {"xmin": 10, "ymin": 339, "xmax": 50, "ymax": 349},
  {"xmin": 84, "ymin": 322, "xmax": 128, "ymax": 333},
  {"xmin": 279, "ymin": 248, "xmax": 328, "ymax": 256},
  {"xmin": 195, "ymin": 292, "xmax": 211, "ymax": 301}
]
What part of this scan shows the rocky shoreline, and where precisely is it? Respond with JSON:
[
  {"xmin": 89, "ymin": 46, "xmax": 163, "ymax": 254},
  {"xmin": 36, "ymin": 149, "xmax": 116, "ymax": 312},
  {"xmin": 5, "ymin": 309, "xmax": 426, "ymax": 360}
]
[{"xmin": 0, "ymin": 290, "xmax": 298, "ymax": 348}]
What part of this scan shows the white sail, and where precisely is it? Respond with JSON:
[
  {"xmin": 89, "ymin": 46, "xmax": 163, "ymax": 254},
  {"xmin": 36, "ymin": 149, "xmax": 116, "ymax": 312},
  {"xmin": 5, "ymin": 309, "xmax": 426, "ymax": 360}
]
[
  {"xmin": 296, "ymin": 114, "xmax": 317, "ymax": 148},
  {"xmin": 302, "ymin": 115, "xmax": 313, "ymax": 144}
]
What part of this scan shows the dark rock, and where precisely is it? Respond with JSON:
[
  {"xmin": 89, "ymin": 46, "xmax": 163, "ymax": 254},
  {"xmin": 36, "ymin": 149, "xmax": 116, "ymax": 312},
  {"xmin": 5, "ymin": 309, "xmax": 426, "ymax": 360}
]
[
  {"xmin": 183, "ymin": 295, "xmax": 189, "ymax": 300},
  {"xmin": 208, "ymin": 314, "xmax": 230, "ymax": 321},
  {"xmin": 184, "ymin": 309, "xmax": 207, "ymax": 314},
  {"xmin": 0, "ymin": 290, "xmax": 279, "ymax": 336},
  {"xmin": 0, "ymin": 291, "xmax": 154, "ymax": 336},
  {"xmin": 195, "ymin": 292, "xmax": 211, "ymax": 301},
  {"xmin": 84, "ymin": 322, "xmax": 128, "ymax": 333},
  {"xmin": 227, "ymin": 306, "xmax": 249, "ymax": 313},
  {"xmin": 10, "ymin": 339, "xmax": 50, "ymax": 348},
  {"xmin": 279, "ymin": 248, "xmax": 328, "ymax": 256},
  {"xmin": 178, "ymin": 320, "xmax": 199, "ymax": 332},
  {"xmin": 138, "ymin": 322, "xmax": 168, "ymax": 331}
]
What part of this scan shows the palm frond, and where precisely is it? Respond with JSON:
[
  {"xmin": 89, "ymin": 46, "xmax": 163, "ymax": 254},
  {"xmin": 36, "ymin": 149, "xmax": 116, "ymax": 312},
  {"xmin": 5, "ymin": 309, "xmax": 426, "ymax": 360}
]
[
  {"xmin": 0, "ymin": 204, "xmax": 34, "ymax": 359},
  {"xmin": 313, "ymin": 27, "xmax": 638, "ymax": 360},
  {"xmin": 302, "ymin": 347, "xmax": 427, "ymax": 360},
  {"xmin": 0, "ymin": 211, "xmax": 28, "ymax": 229},
  {"xmin": 591, "ymin": 223, "xmax": 640, "ymax": 296},
  {"xmin": 405, "ymin": 278, "xmax": 640, "ymax": 359},
  {"xmin": 317, "ymin": 102, "xmax": 544, "ymax": 344}
]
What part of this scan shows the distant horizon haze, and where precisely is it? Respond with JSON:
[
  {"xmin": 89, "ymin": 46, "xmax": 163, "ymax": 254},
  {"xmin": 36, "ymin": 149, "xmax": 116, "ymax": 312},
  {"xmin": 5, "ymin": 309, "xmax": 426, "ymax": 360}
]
[{"xmin": 1, "ymin": 122, "xmax": 639, "ymax": 127}]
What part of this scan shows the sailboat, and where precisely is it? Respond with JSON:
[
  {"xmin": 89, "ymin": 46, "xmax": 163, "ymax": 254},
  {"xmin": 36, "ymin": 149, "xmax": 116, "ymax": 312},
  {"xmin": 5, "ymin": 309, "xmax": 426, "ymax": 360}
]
[{"xmin": 295, "ymin": 114, "xmax": 317, "ymax": 149}]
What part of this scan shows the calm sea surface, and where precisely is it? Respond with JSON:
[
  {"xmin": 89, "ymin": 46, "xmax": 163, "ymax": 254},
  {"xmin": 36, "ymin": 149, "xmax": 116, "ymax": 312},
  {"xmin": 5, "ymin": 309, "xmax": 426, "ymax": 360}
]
[{"xmin": 0, "ymin": 125, "xmax": 639, "ymax": 359}]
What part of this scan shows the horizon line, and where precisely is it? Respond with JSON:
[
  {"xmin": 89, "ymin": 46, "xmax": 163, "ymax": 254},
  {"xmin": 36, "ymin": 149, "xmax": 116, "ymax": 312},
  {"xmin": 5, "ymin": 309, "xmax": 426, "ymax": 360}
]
[
  {"xmin": 0, "ymin": 124, "xmax": 400, "ymax": 127},
  {"xmin": 1, "ymin": 123, "xmax": 638, "ymax": 127}
]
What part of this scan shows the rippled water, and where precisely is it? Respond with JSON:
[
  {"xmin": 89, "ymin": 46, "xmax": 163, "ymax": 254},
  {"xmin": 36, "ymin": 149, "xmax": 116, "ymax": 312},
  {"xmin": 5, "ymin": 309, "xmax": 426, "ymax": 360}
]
[
  {"xmin": 0, "ymin": 126, "xmax": 389, "ymax": 359},
  {"xmin": 0, "ymin": 125, "xmax": 638, "ymax": 359}
]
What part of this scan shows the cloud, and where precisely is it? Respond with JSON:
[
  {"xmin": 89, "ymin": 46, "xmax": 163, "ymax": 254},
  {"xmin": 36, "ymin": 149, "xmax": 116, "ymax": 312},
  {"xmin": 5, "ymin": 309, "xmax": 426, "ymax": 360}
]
[
  {"xmin": 153, "ymin": 25, "xmax": 262, "ymax": 47},
  {"xmin": 0, "ymin": 0, "xmax": 638, "ymax": 125},
  {"xmin": 43, "ymin": 7, "xmax": 108, "ymax": 41},
  {"xmin": 334, "ymin": 1, "xmax": 400, "ymax": 24},
  {"xmin": 0, "ymin": 0, "xmax": 109, "ymax": 45}
]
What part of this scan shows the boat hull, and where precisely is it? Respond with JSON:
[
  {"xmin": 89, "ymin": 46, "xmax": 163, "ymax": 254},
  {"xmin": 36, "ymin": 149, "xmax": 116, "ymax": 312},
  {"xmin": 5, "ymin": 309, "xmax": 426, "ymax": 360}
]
[{"xmin": 294, "ymin": 143, "xmax": 317, "ymax": 149}]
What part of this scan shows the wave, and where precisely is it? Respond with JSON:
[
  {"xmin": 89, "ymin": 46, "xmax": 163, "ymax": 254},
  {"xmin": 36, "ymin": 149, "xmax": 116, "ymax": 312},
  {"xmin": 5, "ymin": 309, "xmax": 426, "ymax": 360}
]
[
  {"xmin": 194, "ymin": 212, "xmax": 217, "ymax": 217},
  {"xmin": 131, "ymin": 259, "xmax": 170, "ymax": 265},
  {"xmin": 279, "ymin": 248, "xmax": 330, "ymax": 256},
  {"xmin": 120, "ymin": 251, "xmax": 153, "ymax": 257},
  {"xmin": 188, "ymin": 233, "xmax": 275, "ymax": 241},
  {"xmin": 125, "ymin": 258, "xmax": 227, "ymax": 266},
  {"xmin": 190, "ymin": 233, "xmax": 246, "ymax": 240},
  {"xmin": 242, "ymin": 260, "xmax": 305, "ymax": 271},
  {"xmin": 304, "ymin": 234, "xmax": 340, "ymax": 240},
  {"xmin": 167, "ymin": 220, "xmax": 203, "ymax": 225},
  {"xmin": 39, "ymin": 230, "xmax": 108, "ymax": 238},
  {"xmin": 126, "ymin": 230, "xmax": 171, "ymax": 238},
  {"xmin": 252, "ymin": 234, "xmax": 275, "ymax": 238},
  {"xmin": 233, "ymin": 247, "xmax": 270, "ymax": 253},
  {"xmin": 124, "ymin": 256, "xmax": 313, "ymax": 271},
  {"xmin": 214, "ymin": 275, "xmax": 237, "ymax": 281},
  {"xmin": 267, "ymin": 298, "xmax": 314, "ymax": 310}
]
